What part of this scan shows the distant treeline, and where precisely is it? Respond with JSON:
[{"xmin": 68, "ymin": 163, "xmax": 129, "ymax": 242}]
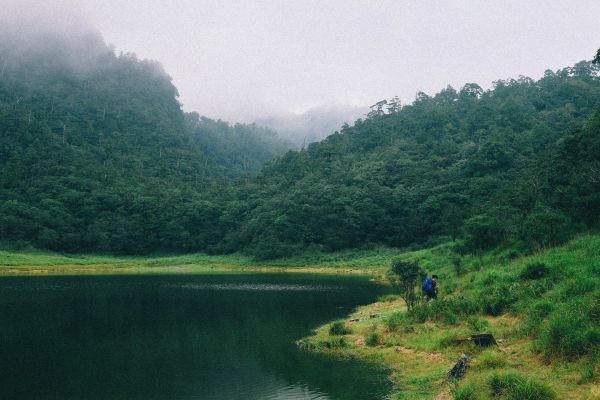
[{"xmin": 0, "ymin": 32, "xmax": 598, "ymax": 258}]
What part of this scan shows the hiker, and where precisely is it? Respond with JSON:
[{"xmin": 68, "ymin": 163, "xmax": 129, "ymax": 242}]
[{"xmin": 422, "ymin": 274, "xmax": 438, "ymax": 300}]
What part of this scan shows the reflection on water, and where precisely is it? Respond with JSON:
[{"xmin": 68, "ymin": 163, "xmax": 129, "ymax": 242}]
[{"xmin": 0, "ymin": 274, "xmax": 391, "ymax": 400}]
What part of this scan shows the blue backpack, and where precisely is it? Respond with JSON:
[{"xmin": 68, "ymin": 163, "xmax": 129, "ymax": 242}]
[{"xmin": 422, "ymin": 276, "xmax": 433, "ymax": 293}]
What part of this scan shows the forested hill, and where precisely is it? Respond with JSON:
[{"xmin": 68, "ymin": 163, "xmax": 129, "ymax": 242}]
[
  {"xmin": 222, "ymin": 62, "xmax": 600, "ymax": 258},
  {"xmin": 0, "ymin": 30, "xmax": 286, "ymax": 253},
  {"xmin": 1, "ymin": 28, "xmax": 599, "ymax": 259},
  {"xmin": 185, "ymin": 112, "xmax": 293, "ymax": 179}
]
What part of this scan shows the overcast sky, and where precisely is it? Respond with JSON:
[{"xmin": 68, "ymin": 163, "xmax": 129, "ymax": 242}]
[{"xmin": 4, "ymin": 1, "xmax": 600, "ymax": 123}]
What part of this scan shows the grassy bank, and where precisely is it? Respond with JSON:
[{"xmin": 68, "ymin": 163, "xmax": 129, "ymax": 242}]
[
  {"xmin": 0, "ymin": 246, "xmax": 409, "ymax": 275},
  {"xmin": 298, "ymin": 234, "xmax": 600, "ymax": 399}
]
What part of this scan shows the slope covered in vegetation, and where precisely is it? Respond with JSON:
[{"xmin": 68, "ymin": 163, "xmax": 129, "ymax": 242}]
[
  {"xmin": 0, "ymin": 30, "xmax": 288, "ymax": 254},
  {"xmin": 1, "ymin": 25, "xmax": 598, "ymax": 262},
  {"xmin": 299, "ymin": 233, "xmax": 600, "ymax": 399},
  {"xmin": 223, "ymin": 63, "xmax": 600, "ymax": 259}
]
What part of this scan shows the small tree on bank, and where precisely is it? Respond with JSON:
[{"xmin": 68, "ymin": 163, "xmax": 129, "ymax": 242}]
[{"xmin": 388, "ymin": 259, "xmax": 423, "ymax": 312}]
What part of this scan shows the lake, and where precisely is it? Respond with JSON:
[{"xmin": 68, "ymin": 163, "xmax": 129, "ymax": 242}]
[{"xmin": 0, "ymin": 274, "xmax": 392, "ymax": 399}]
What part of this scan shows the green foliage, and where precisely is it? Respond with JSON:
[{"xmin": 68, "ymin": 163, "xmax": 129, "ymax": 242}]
[
  {"xmin": 537, "ymin": 299, "xmax": 600, "ymax": 360},
  {"xmin": 329, "ymin": 321, "xmax": 352, "ymax": 335},
  {"xmin": 453, "ymin": 383, "xmax": 482, "ymax": 400},
  {"xmin": 520, "ymin": 263, "xmax": 550, "ymax": 280},
  {"xmin": 388, "ymin": 259, "xmax": 423, "ymax": 311},
  {"xmin": 2, "ymin": 29, "xmax": 600, "ymax": 262},
  {"xmin": 321, "ymin": 337, "xmax": 347, "ymax": 350},
  {"xmin": 466, "ymin": 315, "xmax": 490, "ymax": 332},
  {"xmin": 365, "ymin": 332, "xmax": 383, "ymax": 347},
  {"xmin": 384, "ymin": 311, "xmax": 406, "ymax": 332},
  {"xmin": 185, "ymin": 113, "xmax": 292, "ymax": 179},
  {"xmin": 222, "ymin": 62, "xmax": 600, "ymax": 258},
  {"xmin": 519, "ymin": 205, "xmax": 576, "ymax": 249},
  {"xmin": 489, "ymin": 373, "xmax": 555, "ymax": 400},
  {"xmin": 463, "ymin": 215, "xmax": 506, "ymax": 254},
  {"xmin": 451, "ymin": 255, "xmax": 465, "ymax": 276},
  {"xmin": 477, "ymin": 350, "xmax": 506, "ymax": 369}
]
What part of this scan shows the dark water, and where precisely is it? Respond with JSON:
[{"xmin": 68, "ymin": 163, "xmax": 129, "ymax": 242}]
[{"xmin": 0, "ymin": 274, "xmax": 392, "ymax": 400}]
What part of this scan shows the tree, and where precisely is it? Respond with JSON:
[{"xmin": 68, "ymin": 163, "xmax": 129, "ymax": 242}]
[
  {"xmin": 388, "ymin": 259, "xmax": 423, "ymax": 312},
  {"xmin": 593, "ymin": 48, "xmax": 600, "ymax": 65}
]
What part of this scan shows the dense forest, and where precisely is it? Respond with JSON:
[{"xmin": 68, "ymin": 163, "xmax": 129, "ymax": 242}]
[
  {"xmin": 0, "ymin": 31, "xmax": 288, "ymax": 253},
  {"xmin": 223, "ymin": 62, "xmax": 600, "ymax": 258},
  {"xmin": 1, "ymin": 29, "xmax": 599, "ymax": 259}
]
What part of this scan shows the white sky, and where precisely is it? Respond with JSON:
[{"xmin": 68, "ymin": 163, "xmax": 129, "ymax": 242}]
[{"xmin": 5, "ymin": 1, "xmax": 600, "ymax": 122}]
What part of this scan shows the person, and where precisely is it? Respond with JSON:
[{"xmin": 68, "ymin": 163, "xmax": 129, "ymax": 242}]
[{"xmin": 422, "ymin": 274, "xmax": 438, "ymax": 300}]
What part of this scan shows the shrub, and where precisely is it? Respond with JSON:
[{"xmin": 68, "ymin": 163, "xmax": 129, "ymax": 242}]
[
  {"xmin": 388, "ymin": 259, "xmax": 423, "ymax": 311},
  {"xmin": 366, "ymin": 332, "xmax": 383, "ymax": 346},
  {"xmin": 478, "ymin": 281, "xmax": 519, "ymax": 316},
  {"xmin": 410, "ymin": 297, "xmax": 479, "ymax": 324},
  {"xmin": 453, "ymin": 383, "xmax": 481, "ymax": 400},
  {"xmin": 537, "ymin": 300, "xmax": 598, "ymax": 360},
  {"xmin": 489, "ymin": 373, "xmax": 555, "ymax": 400},
  {"xmin": 520, "ymin": 262, "xmax": 550, "ymax": 280},
  {"xmin": 385, "ymin": 311, "xmax": 406, "ymax": 332},
  {"xmin": 523, "ymin": 300, "xmax": 555, "ymax": 335},
  {"xmin": 451, "ymin": 255, "xmax": 465, "ymax": 276},
  {"xmin": 329, "ymin": 320, "xmax": 352, "ymax": 335},
  {"xmin": 477, "ymin": 350, "xmax": 506, "ymax": 369},
  {"xmin": 463, "ymin": 214, "xmax": 505, "ymax": 254},
  {"xmin": 320, "ymin": 337, "xmax": 347, "ymax": 349},
  {"xmin": 467, "ymin": 315, "xmax": 490, "ymax": 332}
]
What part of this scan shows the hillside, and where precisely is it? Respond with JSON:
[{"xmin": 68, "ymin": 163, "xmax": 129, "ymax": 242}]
[
  {"xmin": 186, "ymin": 112, "xmax": 293, "ymax": 179},
  {"xmin": 1, "ymin": 26, "xmax": 599, "ymax": 262},
  {"xmin": 222, "ymin": 63, "xmax": 600, "ymax": 259},
  {"xmin": 300, "ymin": 233, "xmax": 600, "ymax": 399},
  {"xmin": 0, "ymin": 29, "xmax": 263, "ymax": 254}
]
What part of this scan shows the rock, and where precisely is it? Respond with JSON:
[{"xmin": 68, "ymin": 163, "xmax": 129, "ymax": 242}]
[
  {"xmin": 448, "ymin": 354, "xmax": 469, "ymax": 380},
  {"xmin": 471, "ymin": 333, "xmax": 497, "ymax": 347}
]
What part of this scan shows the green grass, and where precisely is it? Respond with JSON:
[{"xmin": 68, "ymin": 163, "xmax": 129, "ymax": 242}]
[
  {"xmin": 3, "ymin": 234, "xmax": 600, "ymax": 398},
  {"xmin": 0, "ymin": 246, "xmax": 403, "ymax": 275},
  {"xmin": 298, "ymin": 233, "xmax": 600, "ymax": 399}
]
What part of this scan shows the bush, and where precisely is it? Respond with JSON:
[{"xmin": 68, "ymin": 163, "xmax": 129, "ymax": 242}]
[
  {"xmin": 329, "ymin": 320, "xmax": 352, "ymax": 335},
  {"xmin": 477, "ymin": 350, "xmax": 506, "ymax": 369},
  {"xmin": 388, "ymin": 259, "xmax": 423, "ymax": 311},
  {"xmin": 366, "ymin": 332, "xmax": 383, "ymax": 346},
  {"xmin": 453, "ymin": 383, "xmax": 481, "ymax": 400},
  {"xmin": 320, "ymin": 337, "xmax": 347, "ymax": 349},
  {"xmin": 520, "ymin": 262, "xmax": 550, "ymax": 280},
  {"xmin": 410, "ymin": 297, "xmax": 479, "ymax": 324},
  {"xmin": 467, "ymin": 315, "xmax": 490, "ymax": 332},
  {"xmin": 537, "ymin": 300, "xmax": 598, "ymax": 360},
  {"xmin": 489, "ymin": 373, "xmax": 555, "ymax": 399},
  {"xmin": 451, "ymin": 255, "xmax": 465, "ymax": 276},
  {"xmin": 385, "ymin": 311, "xmax": 406, "ymax": 332},
  {"xmin": 478, "ymin": 281, "xmax": 519, "ymax": 316}
]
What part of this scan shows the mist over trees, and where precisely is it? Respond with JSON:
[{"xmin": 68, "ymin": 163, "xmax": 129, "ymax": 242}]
[
  {"xmin": 0, "ymin": 23, "xmax": 599, "ymax": 259},
  {"xmin": 186, "ymin": 113, "xmax": 292, "ymax": 179},
  {"xmin": 254, "ymin": 105, "xmax": 367, "ymax": 145},
  {"xmin": 0, "ymin": 28, "xmax": 284, "ymax": 253}
]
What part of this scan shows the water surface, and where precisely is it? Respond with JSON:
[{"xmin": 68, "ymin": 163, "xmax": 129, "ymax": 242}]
[{"xmin": 0, "ymin": 274, "xmax": 391, "ymax": 399}]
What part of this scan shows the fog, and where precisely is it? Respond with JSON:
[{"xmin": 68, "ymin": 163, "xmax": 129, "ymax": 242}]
[{"xmin": 3, "ymin": 0, "xmax": 600, "ymax": 137}]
